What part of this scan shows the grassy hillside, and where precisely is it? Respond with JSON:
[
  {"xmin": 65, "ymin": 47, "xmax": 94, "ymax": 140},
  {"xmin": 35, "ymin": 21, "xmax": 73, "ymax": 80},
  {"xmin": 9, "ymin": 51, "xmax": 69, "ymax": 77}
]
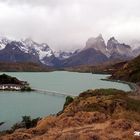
[
  {"xmin": 111, "ymin": 55, "xmax": 140, "ymax": 83},
  {"xmin": 0, "ymin": 62, "xmax": 53, "ymax": 72}
]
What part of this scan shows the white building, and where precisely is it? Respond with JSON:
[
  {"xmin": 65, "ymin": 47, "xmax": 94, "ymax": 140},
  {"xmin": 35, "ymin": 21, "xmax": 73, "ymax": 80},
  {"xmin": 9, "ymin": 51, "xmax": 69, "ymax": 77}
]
[{"xmin": 0, "ymin": 84, "xmax": 22, "ymax": 90}]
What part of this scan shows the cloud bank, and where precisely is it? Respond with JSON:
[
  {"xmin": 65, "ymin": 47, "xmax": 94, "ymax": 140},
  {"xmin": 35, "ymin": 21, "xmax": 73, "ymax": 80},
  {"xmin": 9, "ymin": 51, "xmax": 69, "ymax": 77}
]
[{"xmin": 0, "ymin": 0, "xmax": 140, "ymax": 50}]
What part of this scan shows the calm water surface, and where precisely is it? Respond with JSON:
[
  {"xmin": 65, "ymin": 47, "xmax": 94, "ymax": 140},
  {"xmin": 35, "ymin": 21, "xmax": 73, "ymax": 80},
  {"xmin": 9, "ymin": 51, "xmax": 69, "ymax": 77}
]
[{"xmin": 0, "ymin": 71, "xmax": 131, "ymax": 130}]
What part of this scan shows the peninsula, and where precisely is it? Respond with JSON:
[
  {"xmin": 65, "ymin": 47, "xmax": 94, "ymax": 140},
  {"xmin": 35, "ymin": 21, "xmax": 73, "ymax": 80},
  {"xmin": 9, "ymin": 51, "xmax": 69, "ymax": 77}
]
[{"xmin": 0, "ymin": 74, "xmax": 31, "ymax": 91}]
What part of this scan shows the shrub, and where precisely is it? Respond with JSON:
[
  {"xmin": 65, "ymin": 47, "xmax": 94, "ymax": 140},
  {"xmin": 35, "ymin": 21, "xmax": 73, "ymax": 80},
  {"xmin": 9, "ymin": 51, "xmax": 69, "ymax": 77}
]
[
  {"xmin": 63, "ymin": 96, "xmax": 74, "ymax": 109},
  {"xmin": 11, "ymin": 116, "xmax": 40, "ymax": 130},
  {"xmin": 21, "ymin": 86, "xmax": 32, "ymax": 91}
]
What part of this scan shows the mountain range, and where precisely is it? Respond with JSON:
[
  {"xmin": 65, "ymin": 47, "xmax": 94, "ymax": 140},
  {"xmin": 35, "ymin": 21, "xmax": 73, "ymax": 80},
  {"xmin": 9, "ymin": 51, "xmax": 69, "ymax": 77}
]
[{"xmin": 0, "ymin": 35, "xmax": 139, "ymax": 67}]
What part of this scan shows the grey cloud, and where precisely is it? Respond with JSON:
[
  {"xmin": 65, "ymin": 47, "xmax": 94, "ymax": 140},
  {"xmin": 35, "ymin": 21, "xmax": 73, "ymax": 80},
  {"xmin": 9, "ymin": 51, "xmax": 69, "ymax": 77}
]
[
  {"xmin": 0, "ymin": 0, "xmax": 140, "ymax": 50},
  {"xmin": 0, "ymin": 0, "xmax": 71, "ymax": 7}
]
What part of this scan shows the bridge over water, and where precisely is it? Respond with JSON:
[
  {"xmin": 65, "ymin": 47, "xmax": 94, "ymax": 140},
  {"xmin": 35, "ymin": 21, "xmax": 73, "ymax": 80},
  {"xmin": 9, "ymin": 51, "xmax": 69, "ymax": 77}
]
[{"xmin": 33, "ymin": 88, "xmax": 76, "ymax": 97}]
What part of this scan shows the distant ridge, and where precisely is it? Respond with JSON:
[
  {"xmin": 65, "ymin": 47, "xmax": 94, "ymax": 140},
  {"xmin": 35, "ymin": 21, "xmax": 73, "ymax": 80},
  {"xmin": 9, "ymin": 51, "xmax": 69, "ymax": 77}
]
[
  {"xmin": 0, "ymin": 35, "xmax": 139, "ymax": 68},
  {"xmin": 0, "ymin": 62, "xmax": 52, "ymax": 72}
]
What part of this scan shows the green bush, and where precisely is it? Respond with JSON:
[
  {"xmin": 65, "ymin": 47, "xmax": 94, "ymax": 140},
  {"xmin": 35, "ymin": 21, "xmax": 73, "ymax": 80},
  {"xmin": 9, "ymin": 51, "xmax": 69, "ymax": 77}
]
[
  {"xmin": 11, "ymin": 116, "xmax": 40, "ymax": 130},
  {"xmin": 63, "ymin": 96, "xmax": 74, "ymax": 109},
  {"xmin": 21, "ymin": 86, "xmax": 32, "ymax": 91}
]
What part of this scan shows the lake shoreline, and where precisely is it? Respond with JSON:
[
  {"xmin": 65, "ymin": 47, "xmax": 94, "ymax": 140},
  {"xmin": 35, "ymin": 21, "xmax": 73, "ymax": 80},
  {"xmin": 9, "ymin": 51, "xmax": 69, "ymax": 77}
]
[
  {"xmin": 101, "ymin": 79, "xmax": 137, "ymax": 92},
  {"xmin": 0, "ymin": 71, "xmax": 133, "ymax": 132},
  {"xmin": 64, "ymin": 70, "xmax": 138, "ymax": 93},
  {"xmin": 101, "ymin": 78, "xmax": 140, "ymax": 95},
  {"xmin": 63, "ymin": 70, "xmax": 137, "ymax": 93}
]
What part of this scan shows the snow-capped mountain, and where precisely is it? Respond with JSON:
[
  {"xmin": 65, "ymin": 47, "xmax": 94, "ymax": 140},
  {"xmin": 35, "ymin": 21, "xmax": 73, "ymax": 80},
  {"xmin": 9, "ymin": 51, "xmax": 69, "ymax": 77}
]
[
  {"xmin": 0, "ymin": 41, "xmax": 40, "ymax": 63},
  {"xmin": 84, "ymin": 34, "xmax": 110, "ymax": 57},
  {"xmin": 0, "ymin": 37, "xmax": 58, "ymax": 66},
  {"xmin": 60, "ymin": 35, "xmax": 109, "ymax": 67},
  {"xmin": 130, "ymin": 40, "xmax": 140, "ymax": 49},
  {"xmin": 83, "ymin": 35, "xmax": 133, "ymax": 59},
  {"xmin": 54, "ymin": 50, "xmax": 79, "ymax": 60},
  {"xmin": 130, "ymin": 41, "xmax": 140, "ymax": 57},
  {"xmin": 133, "ymin": 47, "xmax": 140, "ymax": 57},
  {"xmin": 0, "ymin": 37, "xmax": 11, "ymax": 50},
  {"xmin": 0, "ymin": 35, "xmax": 138, "ymax": 67},
  {"xmin": 107, "ymin": 37, "xmax": 133, "ymax": 59},
  {"xmin": 60, "ymin": 35, "xmax": 135, "ymax": 67},
  {"xmin": 21, "ymin": 38, "xmax": 55, "ymax": 65}
]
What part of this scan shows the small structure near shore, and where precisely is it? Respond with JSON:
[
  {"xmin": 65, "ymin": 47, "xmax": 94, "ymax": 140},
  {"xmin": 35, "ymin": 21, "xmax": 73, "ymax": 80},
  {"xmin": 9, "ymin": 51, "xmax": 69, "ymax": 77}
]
[
  {"xmin": 0, "ymin": 84, "xmax": 23, "ymax": 90},
  {"xmin": 0, "ymin": 74, "xmax": 31, "ymax": 91}
]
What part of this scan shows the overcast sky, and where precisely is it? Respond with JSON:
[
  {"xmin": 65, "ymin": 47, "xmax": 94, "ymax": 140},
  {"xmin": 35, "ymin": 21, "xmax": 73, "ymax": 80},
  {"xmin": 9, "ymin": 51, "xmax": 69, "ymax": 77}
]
[{"xmin": 0, "ymin": 0, "xmax": 140, "ymax": 50}]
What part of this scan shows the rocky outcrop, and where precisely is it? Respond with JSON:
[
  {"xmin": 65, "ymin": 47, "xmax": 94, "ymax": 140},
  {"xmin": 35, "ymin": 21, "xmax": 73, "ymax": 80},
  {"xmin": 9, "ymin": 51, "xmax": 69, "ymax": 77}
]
[
  {"xmin": 84, "ymin": 34, "xmax": 110, "ymax": 57},
  {"xmin": 107, "ymin": 37, "xmax": 133, "ymax": 60},
  {"xmin": 133, "ymin": 47, "xmax": 140, "ymax": 57}
]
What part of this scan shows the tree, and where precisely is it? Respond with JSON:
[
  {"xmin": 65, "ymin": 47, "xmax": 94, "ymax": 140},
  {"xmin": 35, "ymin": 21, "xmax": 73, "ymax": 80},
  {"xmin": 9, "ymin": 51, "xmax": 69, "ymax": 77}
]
[{"xmin": 63, "ymin": 96, "xmax": 74, "ymax": 109}]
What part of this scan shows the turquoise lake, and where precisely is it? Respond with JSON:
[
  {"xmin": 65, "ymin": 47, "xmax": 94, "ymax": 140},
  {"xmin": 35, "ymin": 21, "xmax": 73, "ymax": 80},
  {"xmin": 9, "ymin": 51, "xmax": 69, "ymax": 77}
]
[{"xmin": 0, "ymin": 71, "xmax": 131, "ymax": 131}]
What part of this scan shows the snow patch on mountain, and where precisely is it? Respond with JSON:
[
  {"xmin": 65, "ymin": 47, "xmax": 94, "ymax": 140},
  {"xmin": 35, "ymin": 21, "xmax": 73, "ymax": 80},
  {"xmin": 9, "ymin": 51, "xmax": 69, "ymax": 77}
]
[
  {"xmin": 84, "ymin": 34, "xmax": 110, "ymax": 57},
  {"xmin": 21, "ymin": 38, "xmax": 54, "ymax": 60},
  {"xmin": 0, "ymin": 37, "xmax": 55, "ymax": 65},
  {"xmin": 0, "ymin": 37, "xmax": 11, "ymax": 50},
  {"xmin": 54, "ymin": 49, "xmax": 79, "ymax": 60},
  {"xmin": 107, "ymin": 37, "xmax": 133, "ymax": 58}
]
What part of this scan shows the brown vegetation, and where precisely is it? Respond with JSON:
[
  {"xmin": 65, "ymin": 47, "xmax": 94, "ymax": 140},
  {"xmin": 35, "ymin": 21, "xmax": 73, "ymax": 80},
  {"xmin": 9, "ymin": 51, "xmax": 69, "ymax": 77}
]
[
  {"xmin": 0, "ymin": 62, "xmax": 52, "ymax": 72},
  {"xmin": 64, "ymin": 61, "xmax": 127, "ymax": 74},
  {"xmin": 111, "ymin": 55, "xmax": 140, "ymax": 83}
]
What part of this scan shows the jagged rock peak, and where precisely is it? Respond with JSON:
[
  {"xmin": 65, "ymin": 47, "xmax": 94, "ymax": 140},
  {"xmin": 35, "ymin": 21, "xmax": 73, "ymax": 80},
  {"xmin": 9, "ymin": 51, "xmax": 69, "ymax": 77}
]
[
  {"xmin": 107, "ymin": 37, "xmax": 131, "ymax": 49},
  {"xmin": 97, "ymin": 33, "xmax": 103, "ymax": 39},
  {"xmin": 0, "ymin": 36, "xmax": 11, "ymax": 50},
  {"xmin": 86, "ymin": 34, "xmax": 105, "ymax": 48},
  {"xmin": 22, "ymin": 38, "xmax": 34, "ymax": 45},
  {"xmin": 84, "ymin": 34, "xmax": 110, "ymax": 57},
  {"xmin": 87, "ymin": 34, "xmax": 104, "ymax": 42},
  {"xmin": 107, "ymin": 37, "xmax": 119, "ymax": 44}
]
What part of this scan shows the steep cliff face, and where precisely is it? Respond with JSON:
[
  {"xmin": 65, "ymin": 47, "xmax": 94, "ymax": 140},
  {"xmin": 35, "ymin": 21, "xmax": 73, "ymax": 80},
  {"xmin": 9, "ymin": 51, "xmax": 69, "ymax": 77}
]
[
  {"xmin": 1, "ymin": 89, "xmax": 140, "ymax": 140},
  {"xmin": 60, "ymin": 35, "xmax": 109, "ymax": 67},
  {"xmin": 107, "ymin": 37, "xmax": 133, "ymax": 60},
  {"xmin": 84, "ymin": 34, "xmax": 110, "ymax": 57}
]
